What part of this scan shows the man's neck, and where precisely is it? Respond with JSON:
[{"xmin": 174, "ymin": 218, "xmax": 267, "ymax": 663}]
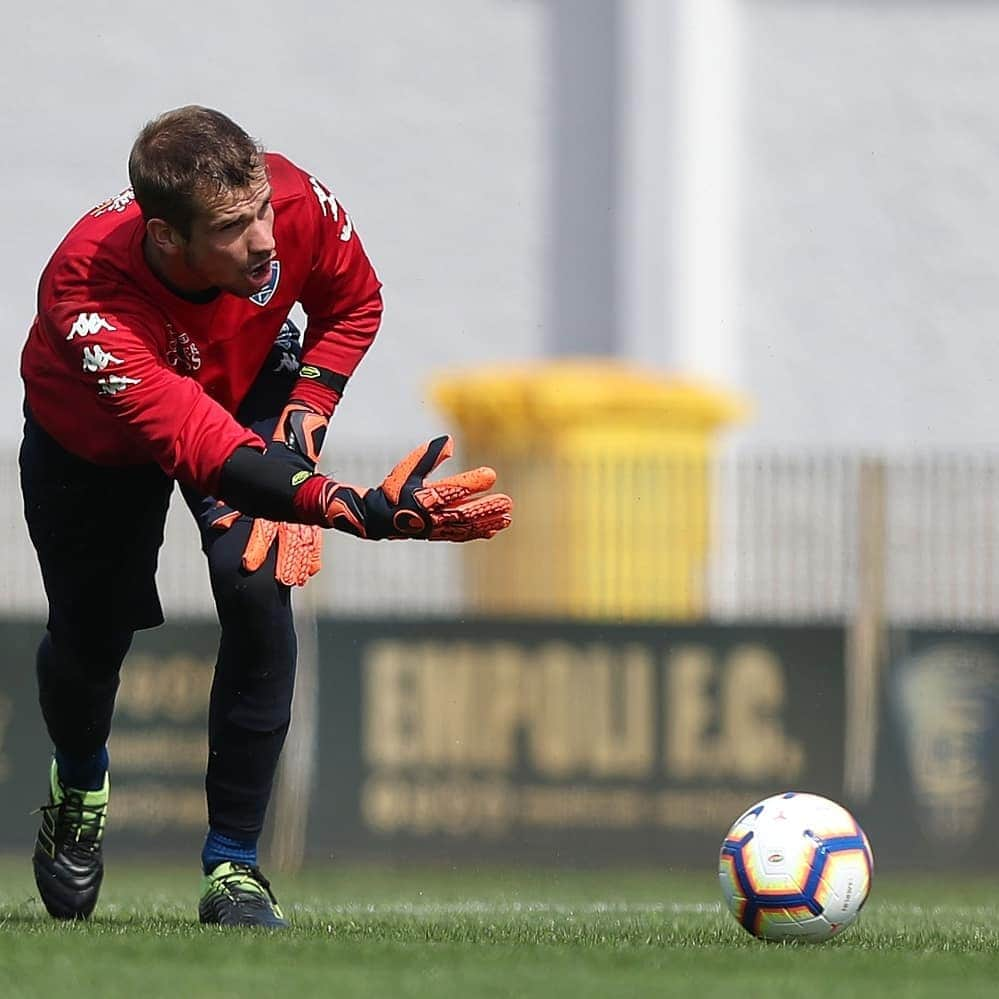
[{"xmin": 142, "ymin": 236, "xmax": 220, "ymax": 304}]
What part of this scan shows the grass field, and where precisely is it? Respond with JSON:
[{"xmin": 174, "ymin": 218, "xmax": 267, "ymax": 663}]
[{"xmin": 1, "ymin": 856, "xmax": 998, "ymax": 998}]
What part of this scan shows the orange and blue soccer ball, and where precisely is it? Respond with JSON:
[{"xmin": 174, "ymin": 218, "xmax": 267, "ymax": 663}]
[{"xmin": 718, "ymin": 791, "xmax": 874, "ymax": 942}]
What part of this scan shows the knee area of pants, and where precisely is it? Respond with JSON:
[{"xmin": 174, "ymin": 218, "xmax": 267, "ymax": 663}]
[
  {"xmin": 237, "ymin": 717, "xmax": 292, "ymax": 739},
  {"xmin": 212, "ymin": 563, "xmax": 289, "ymax": 613},
  {"xmin": 41, "ymin": 630, "xmax": 132, "ymax": 674}
]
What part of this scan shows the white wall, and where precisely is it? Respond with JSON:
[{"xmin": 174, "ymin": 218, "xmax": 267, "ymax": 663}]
[
  {"xmin": 6, "ymin": 0, "xmax": 999, "ymax": 460},
  {"xmin": 1, "ymin": 0, "xmax": 547, "ymax": 452},
  {"xmin": 736, "ymin": 0, "xmax": 999, "ymax": 450}
]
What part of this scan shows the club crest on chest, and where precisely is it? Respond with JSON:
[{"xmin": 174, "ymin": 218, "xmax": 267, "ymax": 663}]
[
  {"xmin": 165, "ymin": 322, "xmax": 202, "ymax": 372},
  {"xmin": 249, "ymin": 260, "xmax": 281, "ymax": 306}
]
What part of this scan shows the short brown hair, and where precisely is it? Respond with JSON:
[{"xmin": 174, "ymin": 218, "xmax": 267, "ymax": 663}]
[{"xmin": 128, "ymin": 106, "xmax": 264, "ymax": 238}]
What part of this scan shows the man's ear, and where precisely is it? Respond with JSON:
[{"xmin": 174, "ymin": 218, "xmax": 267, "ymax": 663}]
[{"xmin": 145, "ymin": 218, "xmax": 184, "ymax": 256}]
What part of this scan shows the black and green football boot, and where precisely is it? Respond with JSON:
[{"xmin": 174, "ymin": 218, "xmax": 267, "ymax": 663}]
[
  {"xmin": 199, "ymin": 862, "xmax": 289, "ymax": 929},
  {"xmin": 32, "ymin": 759, "xmax": 109, "ymax": 920}
]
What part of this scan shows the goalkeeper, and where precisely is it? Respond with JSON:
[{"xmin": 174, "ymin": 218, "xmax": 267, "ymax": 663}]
[{"xmin": 19, "ymin": 105, "xmax": 512, "ymax": 929}]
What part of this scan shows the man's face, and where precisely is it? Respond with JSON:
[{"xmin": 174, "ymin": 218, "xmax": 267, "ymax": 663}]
[{"xmin": 179, "ymin": 165, "xmax": 276, "ymax": 297}]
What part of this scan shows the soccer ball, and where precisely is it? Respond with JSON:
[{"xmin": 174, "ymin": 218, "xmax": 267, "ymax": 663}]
[{"xmin": 718, "ymin": 791, "xmax": 873, "ymax": 942}]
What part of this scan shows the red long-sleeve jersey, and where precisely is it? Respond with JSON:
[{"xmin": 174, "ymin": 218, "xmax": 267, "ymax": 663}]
[{"xmin": 21, "ymin": 152, "xmax": 382, "ymax": 495}]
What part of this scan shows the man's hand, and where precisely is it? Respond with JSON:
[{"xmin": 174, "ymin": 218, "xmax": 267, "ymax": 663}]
[
  {"xmin": 210, "ymin": 504, "xmax": 323, "ymax": 587},
  {"xmin": 294, "ymin": 435, "xmax": 513, "ymax": 540},
  {"xmin": 209, "ymin": 397, "xmax": 329, "ymax": 587}
]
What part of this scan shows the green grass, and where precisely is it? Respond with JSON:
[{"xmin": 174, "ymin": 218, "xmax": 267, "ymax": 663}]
[{"xmin": 1, "ymin": 856, "xmax": 997, "ymax": 998}]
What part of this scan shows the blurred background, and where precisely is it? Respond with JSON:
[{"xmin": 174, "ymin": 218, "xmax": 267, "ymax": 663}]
[{"xmin": 2, "ymin": 0, "xmax": 999, "ymax": 872}]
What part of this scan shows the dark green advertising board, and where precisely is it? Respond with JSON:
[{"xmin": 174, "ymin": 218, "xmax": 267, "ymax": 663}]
[
  {"xmin": 0, "ymin": 616, "xmax": 848, "ymax": 866},
  {"xmin": 6, "ymin": 615, "xmax": 999, "ymax": 870},
  {"xmin": 864, "ymin": 628, "xmax": 999, "ymax": 870},
  {"xmin": 309, "ymin": 619, "xmax": 847, "ymax": 867}
]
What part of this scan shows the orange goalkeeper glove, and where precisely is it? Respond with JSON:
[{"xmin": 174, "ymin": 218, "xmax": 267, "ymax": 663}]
[
  {"xmin": 210, "ymin": 399, "xmax": 329, "ymax": 586},
  {"xmin": 292, "ymin": 435, "xmax": 513, "ymax": 540},
  {"xmin": 209, "ymin": 505, "xmax": 324, "ymax": 587}
]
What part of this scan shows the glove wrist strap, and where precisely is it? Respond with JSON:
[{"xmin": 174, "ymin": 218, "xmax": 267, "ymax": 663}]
[
  {"xmin": 274, "ymin": 402, "xmax": 328, "ymax": 467},
  {"xmin": 291, "ymin": 474, "xmax": 356, "ymax": 529}
]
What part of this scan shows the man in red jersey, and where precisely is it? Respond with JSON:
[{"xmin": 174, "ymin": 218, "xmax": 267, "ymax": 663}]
[{"xmin": 20, "ymin": 106, "xmax": 512, "ymax": 928}]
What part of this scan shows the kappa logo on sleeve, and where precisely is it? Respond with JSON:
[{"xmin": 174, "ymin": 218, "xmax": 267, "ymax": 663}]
[
  {"xmin": 81, "ymin": 345, "xmax": 123, "ymax": 373},
  {"xmin": 90, "ymin": 187, "xmax": 136, "ymax": 217},
  {"xmin": 96, "ymin": 374, "xmax": 141, "ymax": 397},
  {"xmin": 309, "ymin": 176, "xmax": 338, "ymax": 219},
  {"xmin": 273, "ymin": 349, "xmax": 300, "ymax": 374},
  {"xmin": 270, "ymin": 319, "xmax": 302, "ymax": 372},
  {"xmin": 308, "ymin": 176, "xmax": 353, "ymax": 242},
  {"xmin": 67, "ymin": 313, "xmax": 116, "ymax": 340}
]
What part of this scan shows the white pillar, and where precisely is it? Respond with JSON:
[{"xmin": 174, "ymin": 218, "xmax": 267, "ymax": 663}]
[
  {"xmin": 673, "ymin": 0, "xmax": 742, "ymax": 384},
  {"xmin": 617, "ymin": 0, "xmax": 742, "ymax": 384}
]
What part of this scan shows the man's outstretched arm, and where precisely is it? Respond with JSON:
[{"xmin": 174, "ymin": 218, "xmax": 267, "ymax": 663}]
[{"xmin": 218, "ymin": 434, "xmax": 512, "ymax": 541}]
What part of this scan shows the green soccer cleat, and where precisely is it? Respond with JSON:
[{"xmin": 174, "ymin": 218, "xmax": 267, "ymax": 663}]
[
  {"xmin": 199, "ymin": 862, "xmax": 289, "ymax": 929},
  {"xmin": 32, "ymin": 759, "xmax": 108, "ymax": 920}
]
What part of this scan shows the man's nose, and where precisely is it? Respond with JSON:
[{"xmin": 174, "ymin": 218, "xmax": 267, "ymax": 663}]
[{"xmin": 248, "ymin": 216, "xmax": 275, "ymax": 255}]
